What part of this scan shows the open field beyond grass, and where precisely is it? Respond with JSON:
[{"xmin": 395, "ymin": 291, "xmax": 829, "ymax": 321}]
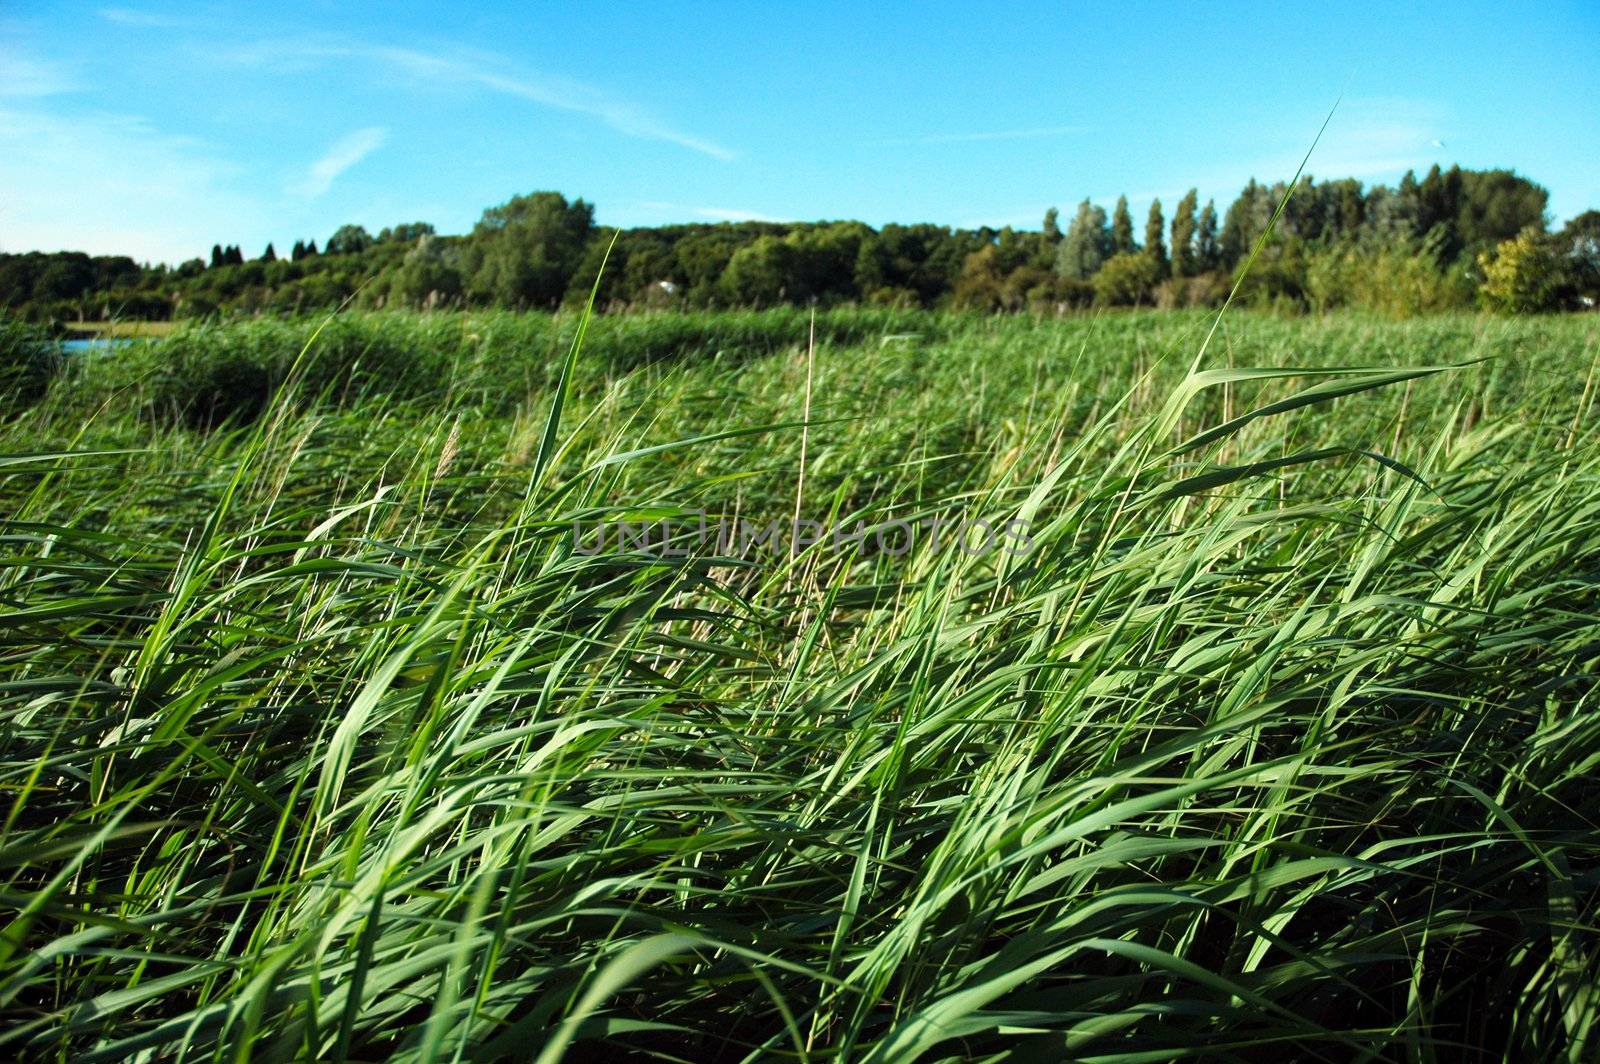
[
  {"xmin": 60, "ymin": 321, "xmax": 179, "ymax": 339},
  {"xmin": 2, "ymin": 308, "xmax": 1599, "ymax": 1061}
]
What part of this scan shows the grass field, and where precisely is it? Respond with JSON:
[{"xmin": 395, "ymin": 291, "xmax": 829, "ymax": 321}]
[
  {"xmin": 3, "ymin": 307, "xmax": 1599, "ymax": 1061},
  {"xmin": 61, "ymin": 321, "xmax": 179, "ymax": 339}
]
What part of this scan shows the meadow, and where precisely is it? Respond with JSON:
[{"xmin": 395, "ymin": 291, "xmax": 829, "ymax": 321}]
[{"xmin": 2, "ymin": 306, "xmax": 1598, "ymax": 1061}]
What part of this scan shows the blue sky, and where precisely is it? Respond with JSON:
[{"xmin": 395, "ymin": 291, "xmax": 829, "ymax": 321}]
[{"xmin": 3, "ymin": 2, "xmax": 1597, "ymax": 264}]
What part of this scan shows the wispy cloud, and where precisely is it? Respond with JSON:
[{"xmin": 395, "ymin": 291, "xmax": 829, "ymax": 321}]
[
  {"xmin": 0, "ymin": 45, "xmax": 77, "ymax": 97},
  {"xmin": 291, "ymin": 126, "xmax": 387, "ymax": 199},
  {"xmin": 1228, "ymin": 98, "xmax": 1448, "ymax": 187},
  {"xmin": 1101, "ymin": 98, "xmax": 1452, "ymax": 213},
  {"xmin": 638, "ymin": 201, "xmax": 780, "ymax": 222},
  {"xmin": 220, "ymin": 38, "xmax": 735, "ymax": 161},
  {"xmin": 0, "ymin": 104, "xmax": 262, "ymax": 262},
  {"xmin": 99, "ymin": 7, "xmax": 195, "ymax": 29},
  {"xmin": 956, "ymin": 209, "xmax": 1052, "ymax": 230},
  {"xmin": 879, "ymin": 125, "xmax": 1088, "ymax": 147},
  {"xmin": 375, "ymin": 46, "xmax": 736, "ymax": 161},
  {"xmin": 692, "ymin": 207, "xmax": 777, "ymax": 222}
]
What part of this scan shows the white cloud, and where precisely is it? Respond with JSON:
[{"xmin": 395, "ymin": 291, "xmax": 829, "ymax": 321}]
[
  {"xmin": 220, "ymin": 38, "xmax": 735, "ymax": 161},
  {"xmin": 99, "ymin": 7, "xmax": 195, "ymax": 30},
  {"xmin": 880, "ymin": 125, "xmax": 1089, "ymax": 147},
  {"xmin": 956, "ymin": 209, "xmax": 1051, "ymax": 230},
  {"xmin": 290, "ymin": 126, "xmax": 387, "ymax": 199},
  {"xmin": 0, "ymin": 45, "xmax": 77, "ymax": 97},
  {"xmin": 637, "ymin": 201, "xmax": 780, "ymax": 222},
  {"xmin": 1240, "ymin": 99, "xmax": 1448, "ymax": 186},
  {"xmin": 691, "ymin": 207, "xmax": 777, "ymax": 222},
  {"xmin": 0, "ymin": 105, "xmax": 264, "ymax": 262},
  {"xmin": 1106, "ymin": 98, "xmax": 1451, "ymax": 211}
]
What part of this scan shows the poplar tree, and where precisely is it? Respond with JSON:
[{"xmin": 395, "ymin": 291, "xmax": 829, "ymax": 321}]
[
  {"xmin": 1144, "ymin": 198, "xmax": 1167, "ymax": 272},
  {"xmin": 1036, "ymin": 207, "xmax": 1063, "ymax": 269},
  {"xmin": 1219, "ymin": 180, "xmax": 1262, "ymax": 268},
  {"xmin": 1170, "ymin": 189, "xmax": 1198, "ymax": 277},
  {"xmin": 1054, "ymin": 199, "xmax": 1111, "ymax": 281},
  {"xmin": 1041, "ymin": 207, "xmax": 1061, "ymax": 245},
  {"xmin": 1197, "ymin": 200, "xmax": 1219, "ymax": 271},
  {"xmin": 1111, "ymin": 196, "xmax": 1136, "ymax": 255}
]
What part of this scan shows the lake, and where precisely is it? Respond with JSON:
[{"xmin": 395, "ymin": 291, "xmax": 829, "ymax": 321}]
[{"xmin": 62, "ymin": 337, "xmax": 139, "ymax": 354}]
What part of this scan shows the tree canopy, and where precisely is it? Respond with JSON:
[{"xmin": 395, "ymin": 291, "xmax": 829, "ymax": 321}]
[{"xmin": 3, "ymin": 165, "xmax": 1585, "ymax": 322}]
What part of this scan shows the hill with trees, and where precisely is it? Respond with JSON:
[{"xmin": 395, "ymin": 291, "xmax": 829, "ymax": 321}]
[{"xmin": 3, "ymin": 165, "xmax": 1596, "ymax": 324}]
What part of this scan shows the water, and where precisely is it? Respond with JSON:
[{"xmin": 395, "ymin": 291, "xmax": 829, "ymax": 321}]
[{"xmin": 62, "ymin": 337, "xmax": 138, "ymax": 354}]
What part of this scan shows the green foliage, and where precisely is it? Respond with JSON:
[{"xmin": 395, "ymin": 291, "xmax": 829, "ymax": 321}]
[
  {"xmin": 718, "ymin": 235, "xmax": 795, "ymax": 305},
  {"xmin": 1110, "ymin": 195, "xmax": 1136, "ymax": 254},
  {"xmin": 1092, "ymin": 250, "xmax": 1163, "ymax": 305},
  {"xmin": 66, "ymin": 308, "xmax": 951, "ymax": 429},
  {"xmin": 0, "ymin": 315, "xmax": 62, "ymax": 415},
  {"xmin": 785, "ymin": 221, "xmax": 872, "ymax": 302},
  {"xmin": 714, "ymin": 224, "xmax": 873, "ymax": 307},
  {"xmin": 1230, "ymin": 242, "xmax": 1309, "ymax": 309},
  {"xmin": 1305, "ymin": 235, "xmax": 1474, "ymax": 316},
  {"xmin": 145, "ymin": 317, "xmax": 452, "ymax": 427},
  {"xmin": 464, "ymin": 191, "xmax": 595, "ymax": 309},
  {"xmin": 1435, "ymin": 165, "xmax": 1548, "ymax": 258},
  {"xmin": 386, "ymin": 234, "xmax": 463, "ymax": 309},
  {"xmin": 1477, "ymin": 229, "xmax": 1571, "ymax": 313},
  {"xmin": 1040, "ymin": 205, "xmax": 1061, "ymax": 246},
  {"xmin": 855, "ymin": 223, "xmax": 968, "ymax": 307},
  {"xmin": 4, "ymin": 310, "xmax": 1600, "ymax": 1060},
  {"xmin": 1055, "ymin": 198, "xmax": 1111, "ymax": 280},
  {"xmin": 1220, "ymin": 178, "xmax": 1269, "ymax": 267},
  {"xmin": 950, "ymin": 242, "xmax": 1007, "ymax": 309},
  {"xmin": 325, "ymin": 224, "xmax": 375, "ymax": 256},
  {"xmin": 1560, "ymin": 210, "xmax": 1600, "ymax": 305},
  {"xmin": 1170, "ymin": 188, "xmax": 1198, "ymax": 277},
  {"xmin": 377, "ymin": 221, "xmax": 436, "ymax": 244},
  {"xmin": 1144, "ymin": 197, "xmax": 1167, "ymax": 272},
  {"xmin": 1196, "ymin": 197, "xmax": 1219, "ymax": 270},
  {"xmin": 0, "ymin": 167, "xmax": 1582, "ymax": 322},
  {"xmin": 1156, "ymin": 270, "xmax": 1231, "ymax": 309},
  {"xmin": 955, "ymin": 244, "xmax": 1075, "ymax": 312}
]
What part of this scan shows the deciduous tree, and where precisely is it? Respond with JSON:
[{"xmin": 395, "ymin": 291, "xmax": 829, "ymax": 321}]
[
  {"xmin": 464, "ymin": 191, "xmax": 595, "ymax": 308},
  {"xmin": 1055, "ymin": 200, "xmax": 1110, "ymax": 281}
]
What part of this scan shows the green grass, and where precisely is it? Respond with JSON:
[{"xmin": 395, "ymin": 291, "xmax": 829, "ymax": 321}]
[{"xmin": 2, "ymin": 307, "xmax": 1599, "ymax": 1061}]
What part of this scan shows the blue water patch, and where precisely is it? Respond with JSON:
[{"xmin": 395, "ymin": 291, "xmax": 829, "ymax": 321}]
[{"xmin": 62, "ymin": 337, "xmax": 138, "ymax": 354}]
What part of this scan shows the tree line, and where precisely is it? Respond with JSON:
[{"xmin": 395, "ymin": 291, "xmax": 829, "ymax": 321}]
[{"xmin": 4, "ymin": 164, "xmax": 1596, "ymax": 323}]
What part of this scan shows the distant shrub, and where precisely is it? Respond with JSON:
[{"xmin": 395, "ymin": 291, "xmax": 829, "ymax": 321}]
[
  {"xmin": 1254, "ymin": 237, "xmax": 1476, "ymax": 317},
  {"xmin": 1155, "ymin": 272, "xmax": 1231, "ymax": 309},
  {"xmin": 1477, "ymin": 230, "xmax": 1572, "ymax": 313},
  {"xmin": 1092, "ymin": 253, "xmax": 1163, "ymax": 306},
  {"xmin": 866, "ymin": 286, "xmax": 921, "ymax": 308},
  {"xmin": 1232, "ymin": 247, "xmax": 1309, "ymax": 311},
  {"xmin": 578, "ymin": 307, "xmax": 945, "ymax": 371},
  {"xmin": 160, "ymin": 344, "xmax": 273, "ymax": 428},
  {"xmin": 148, "ymin": 317, "xmax": 461, "ymax": 428},
  {"xmin": 1054, "ymin": 277, "xmax": 1095, "ymax": 309},
  {"xmin": 123, "ymin": 308, "xmax": 950, "ymax": 429},
  {"xmin": 175, "ymin": 293, "xmax": 219, "ymax": 319},
  {"xmin": 0, "ymin": 316, "xmax": 62, "ymax": 416}
]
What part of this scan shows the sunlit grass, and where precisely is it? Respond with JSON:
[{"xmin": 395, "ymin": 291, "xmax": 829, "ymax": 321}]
[{"xmin": 2, "ymin": 307, "xmax": 1598, "ymax": 1061}]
